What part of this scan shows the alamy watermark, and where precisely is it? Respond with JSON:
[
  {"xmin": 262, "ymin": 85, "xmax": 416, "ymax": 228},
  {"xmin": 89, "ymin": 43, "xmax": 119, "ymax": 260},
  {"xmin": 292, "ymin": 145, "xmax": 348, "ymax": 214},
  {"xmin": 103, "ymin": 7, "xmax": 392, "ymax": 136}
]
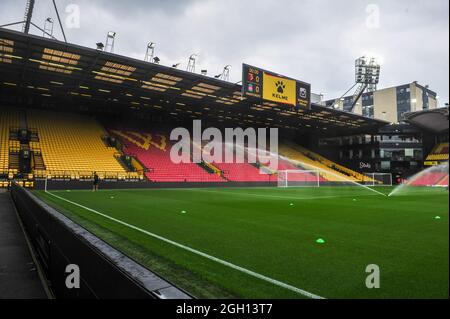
[
  {"xmin": 65, "ymin": 264, "xmax": 80, "ymax": 289},
  {"xmin": 365, "ymin": 264, "xmax": 380, "ymax": 289},
  {"xmin": 170, "ymin": 120, "xmax": 278, "ymax": 173},
  {"xmin": 365, "ymin": 4, "xmax": 380, "ymax": 29},
  {"xmin": 65, "ymin": 4, "xmax": 81, "ymax": 29}
]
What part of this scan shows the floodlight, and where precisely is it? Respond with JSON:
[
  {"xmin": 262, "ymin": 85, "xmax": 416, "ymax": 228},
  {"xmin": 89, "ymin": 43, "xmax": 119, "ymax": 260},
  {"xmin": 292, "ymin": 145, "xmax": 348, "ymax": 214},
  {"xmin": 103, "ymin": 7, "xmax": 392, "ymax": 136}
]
[
  {"xmin": 144, "ymin": 42, "xmax": 156, "ymax": 62},
  {"xmin": 96, "ymin": 42, "xmax": 104, "ymax": 50},
  {"xmin": 105, "ymin": 31, "xmax": 116, "ymax": 53},
  {"xmin": 186, "ymin": 54, "xmax": 198, "ymax": 72},
  {"xmin": 214, "ymin": 65, "xmax": 231, "ymax": 81},
  {"xmin": 153, "ymin": 56, "xmax": 160, "ymax": 64}
]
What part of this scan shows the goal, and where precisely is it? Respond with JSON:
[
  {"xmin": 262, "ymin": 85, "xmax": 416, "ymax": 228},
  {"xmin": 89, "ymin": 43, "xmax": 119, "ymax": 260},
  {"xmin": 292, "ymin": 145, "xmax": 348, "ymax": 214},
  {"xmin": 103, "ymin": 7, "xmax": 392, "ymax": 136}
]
[
  {"xmin": 363, "ymin": 173, "xmax": 393, "ymax": 187},
  {"xmin": 277, "ymin": 170, "xmax": 320, "ymax": 188}
]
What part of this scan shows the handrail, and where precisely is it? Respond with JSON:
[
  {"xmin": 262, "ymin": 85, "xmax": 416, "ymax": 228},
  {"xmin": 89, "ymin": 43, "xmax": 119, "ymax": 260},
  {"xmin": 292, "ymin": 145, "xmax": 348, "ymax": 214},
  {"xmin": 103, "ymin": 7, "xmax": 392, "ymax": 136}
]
[{"xmin": 34, "ymin": 169, "xmax": 144, "ymax": 181}]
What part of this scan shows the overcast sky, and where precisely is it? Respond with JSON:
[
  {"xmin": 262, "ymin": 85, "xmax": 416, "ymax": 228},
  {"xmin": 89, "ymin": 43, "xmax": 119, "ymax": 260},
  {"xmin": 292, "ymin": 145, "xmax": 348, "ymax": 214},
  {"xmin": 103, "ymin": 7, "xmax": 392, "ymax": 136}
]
[{"xmin": 1, "ymin": 0, "xmax": 449, "ymax": 104}]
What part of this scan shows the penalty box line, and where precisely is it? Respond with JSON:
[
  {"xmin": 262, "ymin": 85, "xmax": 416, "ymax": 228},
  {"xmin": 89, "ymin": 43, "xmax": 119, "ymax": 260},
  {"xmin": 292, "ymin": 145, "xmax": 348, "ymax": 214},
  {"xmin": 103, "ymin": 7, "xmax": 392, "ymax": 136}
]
[{"xmin": 45, "ymin": 190, "xmax": 325, "ymax": 299}]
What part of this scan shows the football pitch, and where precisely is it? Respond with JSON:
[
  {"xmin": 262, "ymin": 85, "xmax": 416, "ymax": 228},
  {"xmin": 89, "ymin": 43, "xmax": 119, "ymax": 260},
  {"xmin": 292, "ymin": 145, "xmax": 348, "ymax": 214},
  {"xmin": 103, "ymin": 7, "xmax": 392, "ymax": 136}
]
[{"xmin": 35, "ymin": 186, "xmax": 449, "ymax": 299}]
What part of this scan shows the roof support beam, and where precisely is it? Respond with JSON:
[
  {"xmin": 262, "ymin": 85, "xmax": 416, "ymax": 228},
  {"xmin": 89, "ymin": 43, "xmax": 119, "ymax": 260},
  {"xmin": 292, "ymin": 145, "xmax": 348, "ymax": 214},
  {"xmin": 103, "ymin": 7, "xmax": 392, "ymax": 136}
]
[
  {"xmin": 52, "ymin": 0, "xmax": 67, "ymax": 43},
  {"xmin": 23, "ymin": 0, "xmax": 35, "ymax": 34}
]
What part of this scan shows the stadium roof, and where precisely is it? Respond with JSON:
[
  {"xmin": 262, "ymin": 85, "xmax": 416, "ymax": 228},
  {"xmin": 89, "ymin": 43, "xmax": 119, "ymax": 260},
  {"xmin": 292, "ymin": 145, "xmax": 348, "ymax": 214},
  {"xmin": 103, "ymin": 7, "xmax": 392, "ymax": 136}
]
[
  {"xmin": 404, "ymin": 107, "xmax": 449, "ymax": 134},
  {"xmin": 0, "ymin": 27, "xmax": 388, "ymax": 135}
]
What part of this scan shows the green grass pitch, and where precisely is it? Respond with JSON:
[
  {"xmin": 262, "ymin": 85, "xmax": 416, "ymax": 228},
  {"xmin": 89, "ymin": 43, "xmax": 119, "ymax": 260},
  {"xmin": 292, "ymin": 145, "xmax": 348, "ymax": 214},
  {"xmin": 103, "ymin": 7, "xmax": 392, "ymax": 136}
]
[{"xmin": 35, "ymin": 186, "xmax": 449, "ymax": 299}]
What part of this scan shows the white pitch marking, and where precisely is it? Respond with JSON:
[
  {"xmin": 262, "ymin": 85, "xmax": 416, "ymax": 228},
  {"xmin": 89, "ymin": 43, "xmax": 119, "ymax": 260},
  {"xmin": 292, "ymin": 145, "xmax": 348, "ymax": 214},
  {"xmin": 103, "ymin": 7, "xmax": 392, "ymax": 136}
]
[{"xmin": 44, "ymin": 190, "xmax": 325, "ymax": 299}]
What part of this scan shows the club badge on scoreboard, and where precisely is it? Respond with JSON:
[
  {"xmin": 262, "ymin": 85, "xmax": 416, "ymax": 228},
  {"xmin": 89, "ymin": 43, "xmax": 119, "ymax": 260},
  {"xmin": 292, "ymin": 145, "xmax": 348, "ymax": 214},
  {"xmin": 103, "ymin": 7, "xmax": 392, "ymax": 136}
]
[{"xmin": 299, "ymin": 87, "xmax": 307, "ymax": 99}]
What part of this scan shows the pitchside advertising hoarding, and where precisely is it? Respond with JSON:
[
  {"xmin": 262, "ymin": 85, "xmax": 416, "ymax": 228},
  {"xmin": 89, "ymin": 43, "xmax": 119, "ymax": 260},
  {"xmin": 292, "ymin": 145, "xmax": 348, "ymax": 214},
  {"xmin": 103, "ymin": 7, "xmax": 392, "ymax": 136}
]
[{"xmin": 242, "ymin": 64, "xmax": 311, "ymax": 109}]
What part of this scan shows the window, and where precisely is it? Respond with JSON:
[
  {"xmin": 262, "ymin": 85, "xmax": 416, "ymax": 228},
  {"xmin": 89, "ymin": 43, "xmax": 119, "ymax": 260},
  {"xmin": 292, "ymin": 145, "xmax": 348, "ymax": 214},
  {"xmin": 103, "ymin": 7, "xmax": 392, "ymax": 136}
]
[{"xmin": 381, "ymin": 161, "xmax": 391, "ymax": 170}]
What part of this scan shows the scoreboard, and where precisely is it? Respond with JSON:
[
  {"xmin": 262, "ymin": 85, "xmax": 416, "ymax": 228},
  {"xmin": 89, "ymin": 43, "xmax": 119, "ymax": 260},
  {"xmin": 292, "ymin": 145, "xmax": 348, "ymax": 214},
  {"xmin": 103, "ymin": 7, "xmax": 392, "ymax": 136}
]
[{"xmin": 242, "ymin": 64, "xmax": 311, "ymax": 109}]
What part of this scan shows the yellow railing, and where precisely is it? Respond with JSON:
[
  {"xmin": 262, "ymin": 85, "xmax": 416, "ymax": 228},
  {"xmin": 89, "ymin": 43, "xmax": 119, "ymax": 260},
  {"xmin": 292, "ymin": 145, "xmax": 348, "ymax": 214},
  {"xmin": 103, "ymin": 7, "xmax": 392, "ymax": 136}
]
[
  {"xmin": 130, "ymin": 157, "xmax": 146, "ymax": 174},
  {"xmin": 33, "ymin": 170, "xmax": 144, "ymax": 181},
  {"xmin": 191, "ymin": 139, "xmax": 222, "ymax": 176}
]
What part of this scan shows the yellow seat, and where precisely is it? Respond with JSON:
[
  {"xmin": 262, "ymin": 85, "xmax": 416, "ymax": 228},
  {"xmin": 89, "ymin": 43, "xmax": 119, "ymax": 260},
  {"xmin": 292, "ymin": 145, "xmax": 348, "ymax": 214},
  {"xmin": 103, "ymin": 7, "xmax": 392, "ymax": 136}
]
[
  {"xmin": 279, "ymin": 143, "xmax": 368, "ymax": 182},
  {"xmin": 27, "ymin": 110, "xmax": 127, "ymax": 178}
]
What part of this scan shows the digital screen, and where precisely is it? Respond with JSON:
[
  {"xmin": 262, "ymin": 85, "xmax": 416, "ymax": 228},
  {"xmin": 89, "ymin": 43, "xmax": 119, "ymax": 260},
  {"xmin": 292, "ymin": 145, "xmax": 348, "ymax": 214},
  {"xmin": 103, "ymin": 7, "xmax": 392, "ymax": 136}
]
[{"xmin": 242, "ymin": 64, "xmax": 311, "ymax": 109}]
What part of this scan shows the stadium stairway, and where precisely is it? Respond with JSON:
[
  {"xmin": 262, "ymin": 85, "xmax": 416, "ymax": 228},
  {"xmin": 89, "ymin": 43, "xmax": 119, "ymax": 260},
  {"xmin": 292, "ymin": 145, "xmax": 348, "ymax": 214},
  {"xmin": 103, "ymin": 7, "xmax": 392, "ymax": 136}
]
[{"xmin": 191, "ymin": 139, "xmax": 225, "ymax": 179}]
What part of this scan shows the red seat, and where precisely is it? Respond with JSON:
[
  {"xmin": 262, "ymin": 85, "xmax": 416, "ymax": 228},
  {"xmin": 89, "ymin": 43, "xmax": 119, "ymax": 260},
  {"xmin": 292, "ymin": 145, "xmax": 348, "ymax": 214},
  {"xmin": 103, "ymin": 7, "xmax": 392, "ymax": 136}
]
[
  {"xmin": 111, "ymin": 130, "xmax": 225, "ymax": 182},
  {"xmin": 437, "ymin": 175, "xmax": 449, "ymax": 186},
  {"xmin": 410, "ymin": 172, "xmax": 447, "ymax": 186},
  {"xmin": 212, "ymin": 162, "xmax": 273, "ymax": 182}
]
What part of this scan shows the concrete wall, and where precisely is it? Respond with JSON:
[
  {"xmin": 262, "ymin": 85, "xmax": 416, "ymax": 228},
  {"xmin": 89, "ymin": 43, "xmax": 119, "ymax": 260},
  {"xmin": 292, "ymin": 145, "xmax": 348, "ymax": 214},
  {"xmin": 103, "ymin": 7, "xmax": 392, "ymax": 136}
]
[
  {"xmin": 429, "ymin": 96, "xmax": 438, "ymax": 109},
  {"xmin": 410, "ymin": 84, "xmax": 423, "ymax": 112},
  {"xmin": 373, "ymin": 87, "xmax": 397, "ymax": 122},
  {"xmin": 353, "ymin": 96, "xmax": 363, "ymax": 115}
]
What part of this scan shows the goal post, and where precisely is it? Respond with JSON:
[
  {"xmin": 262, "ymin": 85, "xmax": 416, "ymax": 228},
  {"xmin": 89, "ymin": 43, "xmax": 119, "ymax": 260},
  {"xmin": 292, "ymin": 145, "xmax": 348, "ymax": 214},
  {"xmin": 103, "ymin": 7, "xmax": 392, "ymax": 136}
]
[
  {"xmin": 277, "ymin": 170, "xmax": 320, "ymax": 188},
  {"xmin": 363, "ymin": 172, "xmax": 393, "ymax": 187}
]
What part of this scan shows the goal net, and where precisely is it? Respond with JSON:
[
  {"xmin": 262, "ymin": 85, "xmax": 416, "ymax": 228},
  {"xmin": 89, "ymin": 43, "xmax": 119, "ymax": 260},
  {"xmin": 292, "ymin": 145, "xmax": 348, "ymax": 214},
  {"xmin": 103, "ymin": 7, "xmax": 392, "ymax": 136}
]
[
  {"xmin": 362, "ymin": 173, "xmax": 393, "ymax": 187},
  {"xmin": 277, "ymin": 170, "xmax": 320, "ymax": 188}
]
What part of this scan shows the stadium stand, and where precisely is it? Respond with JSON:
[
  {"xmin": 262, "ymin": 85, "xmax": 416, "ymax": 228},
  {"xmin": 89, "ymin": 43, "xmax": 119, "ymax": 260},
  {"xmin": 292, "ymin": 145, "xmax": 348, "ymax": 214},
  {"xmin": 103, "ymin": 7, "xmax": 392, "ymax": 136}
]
[
  {"xmin": 0, "ymin": 108, "xmax": 20, "ymax": 176},
  {"xmin": 246, "ymin": 147, "xmax": 324, "ymax": 182},
  {"xmin": 110, "ymin": 129, "xmax": 225, "ymax": 182},
  {"xmin": 109, "ymin": 130, "xmax": 365, "ymax": 183},
  {"xmin": 437, "ymin": 174, "xmax": 449, "ymax": 186},
  {"xmin": 0, "ymin": 108, "xmax": 387, "ymax": 185},
  {"xmin": 195, "ymin": 140, "xmax": 264, "ymax": 183},
  {"xmin": 278, "ymin": 143, "xmax": 366, "ymax": 182},
  {"xmin": 425, "ymin": 143, "xmax": 449, "ymax": 162},
  {"xmin": 437, "ymin": 174, "xmax": 448, "ymax": 186},
  {"xmin": 204, "ymin": 144, "xmax": 273, "ymax": 182},
  {"xmin": 276, "ymin": 157, "xmax": 327, "ymax": 182},
  {"xmin": 212, "ymin": 162, "xmax": 272, "ymax": 182},
  {"xmin": 27, "ymin": 110, "xmax": 128, "ymax": 179},
  {"xmin": 409, "ymin": 172, "xmax": 448, "ymax": 186}
]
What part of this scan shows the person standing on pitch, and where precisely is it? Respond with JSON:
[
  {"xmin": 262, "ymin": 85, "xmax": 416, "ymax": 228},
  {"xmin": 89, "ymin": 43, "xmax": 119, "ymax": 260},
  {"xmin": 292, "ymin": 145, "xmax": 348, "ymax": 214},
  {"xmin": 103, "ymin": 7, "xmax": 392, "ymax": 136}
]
[{"xmin": 93, "ymin": 171, "xmax": 99, "ymax": 192}]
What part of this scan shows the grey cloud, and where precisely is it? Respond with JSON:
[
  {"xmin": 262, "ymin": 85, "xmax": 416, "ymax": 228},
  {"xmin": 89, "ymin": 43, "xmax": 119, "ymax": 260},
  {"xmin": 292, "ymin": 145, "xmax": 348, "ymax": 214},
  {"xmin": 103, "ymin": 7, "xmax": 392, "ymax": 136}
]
[{"xmin": 0, "ymin": 0, "xmax": 448, "ymax": 104}]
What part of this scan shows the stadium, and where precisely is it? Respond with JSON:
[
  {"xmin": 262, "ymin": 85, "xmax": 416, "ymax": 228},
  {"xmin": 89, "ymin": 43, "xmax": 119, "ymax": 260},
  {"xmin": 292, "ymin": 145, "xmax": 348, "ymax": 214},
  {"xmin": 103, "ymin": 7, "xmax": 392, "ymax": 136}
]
[{"xmin": 0, "ymin": 0, "xmax": 448, "ymax": 303}]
